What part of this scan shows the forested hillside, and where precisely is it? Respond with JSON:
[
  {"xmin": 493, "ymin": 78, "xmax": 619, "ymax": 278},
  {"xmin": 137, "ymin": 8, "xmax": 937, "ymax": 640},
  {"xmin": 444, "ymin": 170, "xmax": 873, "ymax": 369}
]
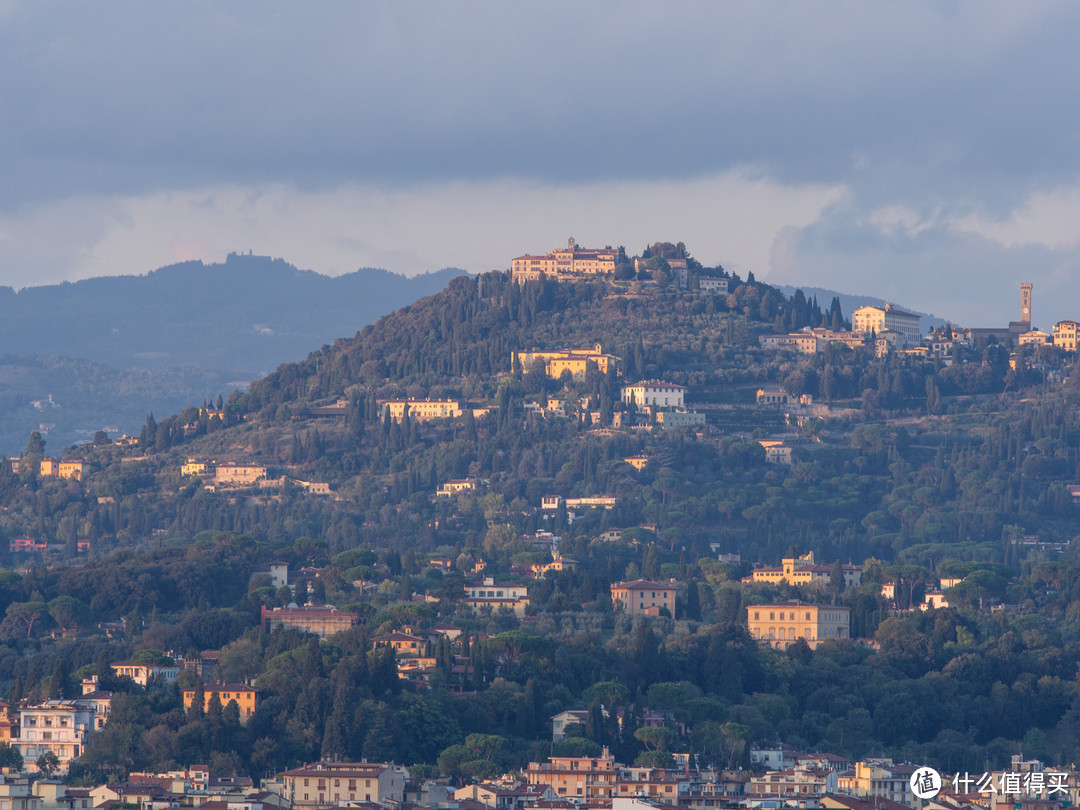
[{"xmin": 2, "ymin": 266, "xmax": 1080, "ymax": 781}]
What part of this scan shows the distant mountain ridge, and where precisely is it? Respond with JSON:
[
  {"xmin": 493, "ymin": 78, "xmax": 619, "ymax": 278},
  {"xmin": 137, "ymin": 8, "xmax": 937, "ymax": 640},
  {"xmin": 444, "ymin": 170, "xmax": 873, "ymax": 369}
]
[
  {"xmin": 0, "ymin": 255, "xmax": 466, "ymax": 454},
  {"xmin": 0, "ymin": 254, "xmax": 467, "ymax": 376}
]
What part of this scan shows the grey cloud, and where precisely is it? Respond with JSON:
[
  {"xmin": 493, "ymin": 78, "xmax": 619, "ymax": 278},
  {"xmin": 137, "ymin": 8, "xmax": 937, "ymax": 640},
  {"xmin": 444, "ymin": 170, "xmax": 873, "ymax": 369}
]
[
  {"xmin": 768, "ymin": 208, "xmax": 1080, "ymax": 328},
  {"xmin": 5, "ymin": 1, "xmax": 1080, "ymax": 212}
]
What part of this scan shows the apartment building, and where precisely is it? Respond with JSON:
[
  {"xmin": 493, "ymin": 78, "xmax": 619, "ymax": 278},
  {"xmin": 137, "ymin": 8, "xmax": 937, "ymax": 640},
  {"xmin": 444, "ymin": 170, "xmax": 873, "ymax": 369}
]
[{"xmin": 278, "ymin": 761, "xmax": 409, "ymax": 809}]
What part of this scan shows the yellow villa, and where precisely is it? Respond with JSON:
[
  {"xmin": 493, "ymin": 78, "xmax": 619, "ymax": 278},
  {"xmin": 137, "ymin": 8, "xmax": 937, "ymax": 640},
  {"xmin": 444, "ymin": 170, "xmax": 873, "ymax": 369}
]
[
  {"xmin": 379, "ymin": 400, "xmax": 465, "ymax": 423},
  {"xmin": 513, "ymin": 344, "xmax": 620, "ymax": 381},
  {"xmin": 182, "ymin": 682, "xmax": 261, "ymax": 723},
  {"xmin": 743, "ymin": 550, "xmax": 861, "ymax": 589},
  {"xmin": 747, "ymin": 601, "xmax": 851, "ymax": 649}
]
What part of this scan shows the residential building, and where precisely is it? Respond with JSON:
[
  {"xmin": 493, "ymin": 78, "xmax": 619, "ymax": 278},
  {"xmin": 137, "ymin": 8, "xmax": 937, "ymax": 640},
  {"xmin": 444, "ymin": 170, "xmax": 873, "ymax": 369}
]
[
  {"xmin": 464, "ymin": 577, "xmax": 530, "ymax": 617},
  {"xmin": 0, "ymin": 702, "xmax": 16, "ymax": 744},
  {"xmin": 181, "ymin": 459, "xmax": 210, "ymax": 476},
  {"xmin": 379, "ymin": 399, "xmax": 465, "ymax": 422},
  {"xmin": 261, "ymin": 605, "xmax": 357, "ymax": 638},
  {"xmin": 293, "ymin": 479, "xmax": 331, "ymax": 495},
  {"xmin": 57, "ymin": 460, "xmax": 84, "ymax": 481},
  {"xmin": 1019, "ymin": 330, "xmax": 1053, "ymax": 347},
  {"xmin": 531, "ymin": 549, "xmax": 578, "ymax": 579},
  {"xmin": 747, "ymin": 601, "xmax": 851, "ymax": 649},
  {"xmin": 655, "ymin": 410, "xmax": 706, "ymax": 429},
  {"xmin": 8, "ymin": 537, "xmax": 47, "ymax": 553},
  {"xmin": 566, "ymin": 496, "xmax": 617, "ymax": 510},
  {"xmin": 698, "ymin": 277, "xmax": 729, "ymax": 294},
  {"xmin": 278, "ymin": 761, "xmax": 409, "ymax": 809},
  {"xmin": 213, "ymin": 463, "xmax": 267, "ymax": 486},
  {"xmin": 110, "ymin": 660, "xmax": 179, "ymax": 687},
  {"xmin": 0, "ymin": 770, "xmax": 39, "ymax": 810},
  {"xmin": 756, "ymin": 387, "xmax": 791, "ymax": 406},
  {"xmin": 182, "ymin": 683, "xmax": 261, "ymax": 723},
  {"xmin": 744, "ymin": 551, "xmax": 861, "ymax": 589},
  {"xmin": 512, "ymin": 238, "xmax": 619, "ymax": 283},
  {"xmin": 622, "ymin": 381, "xmax": 686, "ymax": 410},
  {"xmin": 759, "ymin": 328, "xmax": 865, "ymax": 354},
  {"xmin": 453, "ymin": 783, "xmax": 556, "ymax": 810},
  {"xmin": 1054, "ymin": 320, "xmax": 1080, "ymax": 351},
  {"xmin": 610, "ymin": 580, "xmax": 675, "ymax": 616},
  {"xmin": 759, "ymin": 440, "xmax": 792, "ymax": 465},
  {"xmin": 874, "ymin": 330, "xmax": 906, "ymax": 357},
  {"xmin": 920, "ymin": 591, "xmax": 950, "ymax": 610},
  {"xmin": 541, "ymin": 495, "xmax": 616, "ymax": 510},
  {"xmin": 552, "ymin": 709, "xmax": 589, "ymax": 742},
  {"xmin": 615, "ymin": 766, "xmax": 686, "ymax": 801},
  {"xmin": 836, "ymin": 759, "xmax": 917, "ymax": 806},
  {"xmin": 13, "ymin": 699, "xmax": 106, "ymax": 774},
  {"xmin": 624, "ymin": 456, "xmax": 649, "ymax": 471},
  {"xmin": 370, "ymin": 631, "xmax": 425, "ymax": 656},
  {"xmin": 747, "ymin": 766, "xmax": 836, "ymax": 798},
  {"xmin": 525, "ymin": 746, "xmax": 617, "ymax": 800},
  {"xmin": 513, "ymin": 344, "xmax": 620, "ymax": 380},
  {"xmin": 852, "ymin": 304, "xmax": 921, "ymax": 347},
  {"xmin": 437, "ymin": 478, "xmax": 483, "ymax": 497}
]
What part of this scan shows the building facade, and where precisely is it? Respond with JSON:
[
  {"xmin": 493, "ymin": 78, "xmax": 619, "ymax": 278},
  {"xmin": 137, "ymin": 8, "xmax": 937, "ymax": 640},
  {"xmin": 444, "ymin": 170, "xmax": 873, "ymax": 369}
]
[
  {"xmin": 13, "ymin": 699, "xmax": 106, "ymax": 773},
  {"xmin": 512, "ymin": 238, "xmax": 619, "ymax": 283},
  {"xmin": 182, "ymin": 683, "xmax": 261, "ymax": 724},
  {"xmin": 621, "ymin": 381, "xmax": 686, "ymax": 409},
  {"xmin": 260, "ymin": 605, "xmax": 357, "ymax": 638},
  {"xmin": 611, "ymin": 580, "xmax": 675, "ymax": 616},
  {"xmin": 379, "ymin": 400, "xmax": 465, "ymax": 422},
  {"xmin": 745, "ymin": 551, "xmax": 861, "ymax": 589},
  {"xmin": 213, "ymin": 464, "xmax": 267, "ymax": 486},
  {"xmin": 1054, "ymin": 320, "xmax": 1080, "ymax": 351},
  {"xmin": 851, "ymin": 304, "xmax": 921, "ymax": 347},
  {"xmin": 110, "ymin": 661, "xmax": 180, "ymax": 687},
  {"xmin": 525, "ymin": 747, "xmax": 617, "ymax": 800},
  {"xmin": 278, "ymin": 762, "xmax": 408, "ymax": 810},
  {"xmin": 746, "ymin": 601, "xmax": 851, "ymax": 649},
  {"xmin": 464, "ymin": 578, "xmax": 530, "ymax": 617},
  {"xmin": 513, "ymin": 344, "xmax": 620, "ymax": 380}
]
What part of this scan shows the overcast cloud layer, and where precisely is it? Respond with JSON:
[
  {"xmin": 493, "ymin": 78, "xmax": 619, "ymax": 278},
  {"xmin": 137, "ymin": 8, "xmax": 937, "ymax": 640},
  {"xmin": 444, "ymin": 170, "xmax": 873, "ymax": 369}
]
[{"xmin": 3, "ymin": 1, "xmax": 1080, "ymax": 328}]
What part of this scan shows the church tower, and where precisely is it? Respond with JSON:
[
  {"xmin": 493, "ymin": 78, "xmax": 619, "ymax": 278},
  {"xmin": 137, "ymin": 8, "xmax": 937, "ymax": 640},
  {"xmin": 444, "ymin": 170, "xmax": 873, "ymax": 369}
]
[{"xmin": 1020, "ymin": 282, "xmax": 1032, "ymax": 326}]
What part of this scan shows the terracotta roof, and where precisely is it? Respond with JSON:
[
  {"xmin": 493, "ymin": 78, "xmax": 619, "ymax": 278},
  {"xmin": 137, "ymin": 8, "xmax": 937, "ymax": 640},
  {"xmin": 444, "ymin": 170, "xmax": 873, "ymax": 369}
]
[{"xmin": 612, "ymin": 579, "xmax": 673, "ymax": 590}]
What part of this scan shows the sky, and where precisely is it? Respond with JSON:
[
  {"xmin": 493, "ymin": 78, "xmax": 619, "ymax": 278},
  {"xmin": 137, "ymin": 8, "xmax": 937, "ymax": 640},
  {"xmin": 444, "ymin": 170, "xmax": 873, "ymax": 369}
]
[{"xmin": 2, "ymin": 1, "xmax": 1080, "ymax": 328}]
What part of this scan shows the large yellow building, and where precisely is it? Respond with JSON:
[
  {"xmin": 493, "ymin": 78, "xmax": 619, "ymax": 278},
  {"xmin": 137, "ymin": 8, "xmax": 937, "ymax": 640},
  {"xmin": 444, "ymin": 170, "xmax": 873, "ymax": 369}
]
[
  {"xmin": 182, "ymin": 683, "xmax": 261, "ymax": 723},
  {"xmin": 512, "ymin": 238, "xmax": 619, "ymax": 283},
  {"xmin": 744, "ymin": 551, "xmax": 861, "ymax": 589},
  {"xmin": 852, "ymin": 304, "xmax": 921, "ymax": 347},
  {"xmin": 513, "ymin": 344, "xmax": 620, "ymax": 380},
  {"xmin": 747, "ymin": 601, "xmax": 851, "ymax": 649},
  {"xmin": 379, "ymin": 399, "xmax": 465, "ymax": 422},
  {"xmin": 1054, "ymin": 320, "xmax": 1080, "ymax": 351},
  {"xmin": 213, "ymin": 463, "xmax": 267, "ymax": 486}
]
